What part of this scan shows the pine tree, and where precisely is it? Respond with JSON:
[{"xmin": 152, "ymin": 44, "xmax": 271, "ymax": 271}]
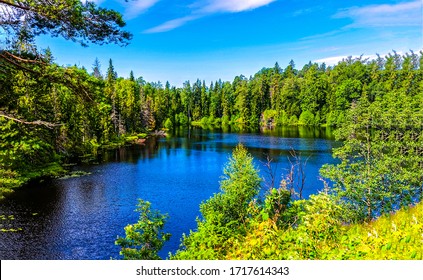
[{"xmin": 92, "ymin": 58, "xmax": 103, "ymax": 80}]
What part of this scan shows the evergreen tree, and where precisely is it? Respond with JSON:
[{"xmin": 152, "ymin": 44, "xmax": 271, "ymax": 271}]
[
  {"xmin": 115, "ymin": 199, "xmax": 170, "ymax": 260},
  {"xmin": 92, "ymin": 57, "xmax": 103, "ymax": 80},
  {"xmin": 174, "ymin": 144, "xmax": 261, "ymax": 259},
  {"xmin": 105, "ymin": 59, "xmax": 121, "ymax": 134}
]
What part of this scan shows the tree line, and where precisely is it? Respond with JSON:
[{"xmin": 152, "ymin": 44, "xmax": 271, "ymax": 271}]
[{"xmin": 95, "ymin": 50, "xmax": 422, "ymax": 131}]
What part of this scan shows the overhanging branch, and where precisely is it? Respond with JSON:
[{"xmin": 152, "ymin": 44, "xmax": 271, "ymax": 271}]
[
  {"xmin": 0, "ymin": 52, "xmax": 38, "ymax": 73},
  {"xmin": 0, "ymin": 0, "xmax": 31, "ymax": 11},
  {"xmin": 0, "ymin": 111, "xmax": 63, "ymax": 129},
  {"xmin": 1, "ymin": 50, "xmax": 45, "ymax": 64}
]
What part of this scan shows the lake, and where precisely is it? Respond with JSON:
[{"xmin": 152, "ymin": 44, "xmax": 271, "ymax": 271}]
[{"xmin": 0, "ymin": 126, "xmax": 339, "ymax": 259}]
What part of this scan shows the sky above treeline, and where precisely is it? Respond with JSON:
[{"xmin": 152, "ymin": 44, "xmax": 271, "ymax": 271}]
[{"xmin": 37, "ymin": 0, "xmax": 422, "ymax": 86}]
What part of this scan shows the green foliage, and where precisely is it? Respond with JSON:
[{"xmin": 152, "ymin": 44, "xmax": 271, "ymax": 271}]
[
  {"xmin": 339, "ymin": 202, "xmax": 423, "ymax": 260},
  {"xmin": 276, "ymin": 110, "xmax": 289, "ymax": 125},
  {"xmin": 321, "ymin": 90, "xmax": 423, "ymax": 221},
  {"xmin": 335, "ymin": 79, "xmax": 362, "ymax": 111},
  {"xmin": 314, "ymin": 111, "xmax": 321, "ymax": 126},
  {"xmin": 171, "ymin": 138, "xmax": 422, "ymax": 260},
  {"xmin": 261, "ymin": 109, "xmax": 277, "ymax": 126},
  {"xmin": 176, "ymin": 112, "xmax": 188, "ymax": 126},
  {"xmin": 164, "ymin": 118, "xmax": 173, "ymax": 129},
  {"xmin": 260, "ymin": 187, "xmax": 291, "ymax": 224},
  {"xmin": 1, "ymin": 0, "xmax": 131, "ymax": 49},
  {"xmin": 0, "ymin": 0, "xmax": 137, "ymax": 196},
  {"xmin": 0, "ymin": 169, "xmax": 25, "ymax": 199},
  {"xmin": 212, "ymin": 117, "xmax": 221, "ymax": 126},
  {"xmin": 200, "ymin": 116, "xmax": 208, "ymax": 125},
  {"xmin": 288, "ymin": 115, "xmax": 298, "ymax": 125},
  {"xmin": 224, "ymin": 194, "xmax": 423, "ymax": 260},
  {"xmin": 0, "ymin": 162, "xmax": 64, "ymax": 199},
  {"xmin": 173, "ymin": 59, "xmax": 371, "ymax": 130},
  {"xmin": 115, "ymin": 199, "xmax": 171, "ymax": 260},
  {"xmin": 221, "ymin": 115, "xmax": 230, "ymax": 125},
  {"xmin": 298, "ymin": 110, "xmax": 314, "ymax": 126}
]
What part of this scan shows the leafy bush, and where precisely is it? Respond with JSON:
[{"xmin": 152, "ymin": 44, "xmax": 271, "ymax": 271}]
[
  {"xmin": 115, "ymin": 199, "xmax": 170, "ymax": 260},
  {"xmin": 176, "ymin": 113, "xmax": 188, "ymax": 126},
  {"xmin": 222, "ymin": 115, "xmax": 230, "ymax": 125},
  {"xmin": 261, "ymin": 109, "xmax": 277, "ymax": 126},
  {"xmin": 200, "ymin": 117, "xmax": 208, "ymax": 125},
  {"xmin": 213, "ymin": 117, "xmax": 221, "ymax": 126},
  {"xmin": 164, "ymin": 118, "xmax": 173, "ymax": 129},
  {"xmin": 298, "ymin": 111, "xmax": 314, "ymax": 125},
  {"xmin": 288, "ymin": 115, "xmax": 298, "ymax": 125},
  {"xmin": 225, "ymin": 194, "xmax": 423, "ymax": 260},
  {"xmin": 276, "ymin": 110, "xmax": 289, "ymax": 126}
]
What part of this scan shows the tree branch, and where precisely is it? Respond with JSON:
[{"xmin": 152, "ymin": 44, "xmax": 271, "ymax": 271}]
[
  {"xmin": 0, "ymin": 52, "xmax": 38, "ymax": 73},
  {"xmin": 0, "ymin": 0, "xmax": 31, "ymax": 11},
  {"xmin": 1, "ymin": 50, "xmax": 46, "ymax": 65},
  {"xmin": 0, "ymin": 111, "xmax": 62, "ymax": 129}
]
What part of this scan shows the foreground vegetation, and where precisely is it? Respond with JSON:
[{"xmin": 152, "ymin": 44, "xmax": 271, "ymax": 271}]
[
  {"xmin": 224, "ymin": 193, "xmax": 422, "ymax": 260},
  {"xmin": 116, "ymin": 145, "xmax": 422, "ymax": 260}
]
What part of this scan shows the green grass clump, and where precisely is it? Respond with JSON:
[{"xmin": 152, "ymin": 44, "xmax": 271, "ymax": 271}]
[{"xmin": 336, "ymin": 203, "xmax": 423, "ymax": 259}]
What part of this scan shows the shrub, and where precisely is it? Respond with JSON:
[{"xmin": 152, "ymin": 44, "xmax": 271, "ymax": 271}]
[
  {"xmin": 164, "ymin": 118, "xmax": 173, "ymax": 129},
  {"xmin": 298, "ymin": 111, "xmax": 314, "ymax": 125},
  {"xmin": 289, "ymin": 115, "xmax": 298, "ymax": 125},
  {"xmin": 115, "ymin": 199, "xmax": 170, "ymax": 260}
]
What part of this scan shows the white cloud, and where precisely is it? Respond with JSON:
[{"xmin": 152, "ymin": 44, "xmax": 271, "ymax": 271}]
[
  {"xmin": 124, "ymin": 0, "xmax": 160, "ymax": 19},
  {"xmin": 83, "ymin": 1, "xmax": 159, "ymax": 19},
  {"xmin": 144, "ymin": 0, "xmax": 277, "ymax": 33},
  {"xmin": 314, "ymin": 55, "xmax": 354, "ymax": 65},
  {"xmin": 334, "ymin": 0, "xmax": 422, "ymax": 27},
  {"xmin": 199, "ymin": 0, "xmax": 277, "ymax": 13},
  {"xmin": 144, "ymin": 15, "xmax": 200, "ymax": 33},
  {"xmin": 0, "ymin": 3, "xmax": 25, "ymax": 25},
  {"xmin": 314, "ymin": 54, "xmax": 384, "ymax": 66},
  {"xmin": 0, "ymin": 3, "xmax": 14, "ymax": 15}
]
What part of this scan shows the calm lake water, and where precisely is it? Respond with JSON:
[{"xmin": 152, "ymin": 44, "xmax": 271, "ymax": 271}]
[{"xmin": 0, "ymin": 126, "xmax": 339, "ymax": 259}]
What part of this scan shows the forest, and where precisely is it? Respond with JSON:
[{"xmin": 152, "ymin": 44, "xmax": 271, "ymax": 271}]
[{"xmin": 1, "ymin": 1, "xmax": 422, "ymax": 260}]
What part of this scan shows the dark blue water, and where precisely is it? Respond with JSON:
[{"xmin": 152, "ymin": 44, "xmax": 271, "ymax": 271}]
[{"xmin": 0, "ymin": 126, "xmax": 339, "ymax": 259}]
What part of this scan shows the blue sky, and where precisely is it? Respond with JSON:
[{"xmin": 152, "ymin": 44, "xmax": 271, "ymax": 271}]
[{"xmin": 37, "ymin": 0, "xmax": 422, "ymax": 86}]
